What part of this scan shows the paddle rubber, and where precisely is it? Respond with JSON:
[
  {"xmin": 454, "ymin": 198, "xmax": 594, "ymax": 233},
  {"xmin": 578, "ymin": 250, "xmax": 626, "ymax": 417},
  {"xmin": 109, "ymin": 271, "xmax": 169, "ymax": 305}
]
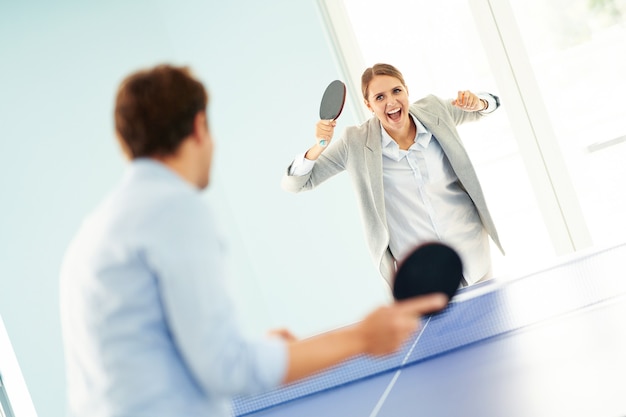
[
  {"xmin": 317, "ymin": 80, "xmax": 346, "ymax": 147},
  {"xmin": 319, "ymin": 80, "xmax": 346, "ymax": 120},
  {"xmin": 392, "ymin": 242, "xmax": 464, "ymax": 301}
]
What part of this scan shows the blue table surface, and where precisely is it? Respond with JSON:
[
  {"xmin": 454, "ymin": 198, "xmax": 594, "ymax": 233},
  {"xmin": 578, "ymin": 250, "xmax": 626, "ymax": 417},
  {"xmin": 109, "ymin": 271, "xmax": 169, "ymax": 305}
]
[{"xmin": 234, "ymin": 242, "xmax": 626, "ymax": 417}]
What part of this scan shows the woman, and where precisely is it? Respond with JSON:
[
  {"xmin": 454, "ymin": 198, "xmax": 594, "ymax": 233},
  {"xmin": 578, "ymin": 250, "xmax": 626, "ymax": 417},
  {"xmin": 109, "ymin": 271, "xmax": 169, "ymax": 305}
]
[{"xmin": 282, "ymin": 63, "xmax": 504, "ymax": 287}]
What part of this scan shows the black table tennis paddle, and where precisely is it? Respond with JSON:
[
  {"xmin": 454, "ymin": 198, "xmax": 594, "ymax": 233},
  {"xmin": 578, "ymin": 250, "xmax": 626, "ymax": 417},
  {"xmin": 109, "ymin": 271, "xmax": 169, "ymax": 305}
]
[
  {"xmin": 392, "ymin": 242, "xmax": 464, "ymax": 302},
  {"xmin": 318, "ymin": 80, "xmax": 346, "ymax": 147}
]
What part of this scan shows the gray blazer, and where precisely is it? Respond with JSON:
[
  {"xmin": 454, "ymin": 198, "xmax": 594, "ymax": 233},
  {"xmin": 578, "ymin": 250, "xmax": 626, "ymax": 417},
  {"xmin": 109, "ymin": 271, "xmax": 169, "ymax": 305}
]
[{"xmin": 282, "ymin": 94, "xmax": 504, "ymax": 285}]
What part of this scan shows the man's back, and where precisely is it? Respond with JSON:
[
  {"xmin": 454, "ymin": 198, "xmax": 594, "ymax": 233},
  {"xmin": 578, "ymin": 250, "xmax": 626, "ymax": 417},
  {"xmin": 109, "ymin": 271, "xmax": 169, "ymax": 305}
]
[{"xmin": 60, "ymin": 159, "xmax": 285, "ymax": 417}]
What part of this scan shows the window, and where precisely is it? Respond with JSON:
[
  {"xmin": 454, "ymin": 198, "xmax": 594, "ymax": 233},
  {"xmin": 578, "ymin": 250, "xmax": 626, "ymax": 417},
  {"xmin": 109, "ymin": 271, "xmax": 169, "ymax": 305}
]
[
  {"xmin": 508, "ymin": 0, "xmax": 626, "ymax": 245},
  {"xmin": 319, "ymin": 0, "xmax": 574, "ymax": 276}
]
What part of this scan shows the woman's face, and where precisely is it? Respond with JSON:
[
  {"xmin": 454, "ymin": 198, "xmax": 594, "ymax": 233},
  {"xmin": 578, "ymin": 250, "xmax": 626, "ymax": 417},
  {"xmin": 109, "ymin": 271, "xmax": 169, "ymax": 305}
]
[{"xmin": 364, "ymin": 75, "xmax": 410, "ymax": 134}]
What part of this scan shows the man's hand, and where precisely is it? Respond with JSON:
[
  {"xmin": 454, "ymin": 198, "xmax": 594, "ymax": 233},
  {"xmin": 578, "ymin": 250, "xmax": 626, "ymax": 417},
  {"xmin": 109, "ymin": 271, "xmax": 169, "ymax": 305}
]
[
  {"xmin": 282, "ymin": 293, "xmax": 448, "ymax": 384},
  {"xmin": 268, "ymin": 328, "xmax": 298, "ymax": 343},
  {"xmin": 356, "ymin": 293, "xmax": 449, "ymax": 356}
]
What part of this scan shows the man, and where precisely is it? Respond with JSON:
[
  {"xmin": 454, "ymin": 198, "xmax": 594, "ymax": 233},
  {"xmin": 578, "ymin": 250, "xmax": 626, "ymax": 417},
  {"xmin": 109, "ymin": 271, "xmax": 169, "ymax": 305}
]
[{"xmin": 59, "ymin": 64, "xmax": 447, "ymax": 417}]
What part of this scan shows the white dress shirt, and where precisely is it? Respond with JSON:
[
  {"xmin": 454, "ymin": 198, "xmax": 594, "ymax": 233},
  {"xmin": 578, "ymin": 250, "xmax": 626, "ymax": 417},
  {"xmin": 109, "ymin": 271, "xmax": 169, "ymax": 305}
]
[{"xmin": 380, "ymin": 115, "xmax": 490, "ymax": 283}]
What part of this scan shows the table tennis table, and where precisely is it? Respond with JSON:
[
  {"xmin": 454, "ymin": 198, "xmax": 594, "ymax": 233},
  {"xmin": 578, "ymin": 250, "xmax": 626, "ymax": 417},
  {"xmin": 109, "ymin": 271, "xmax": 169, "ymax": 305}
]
[{"xmin": 233, "ymin": 241, "xmax": 626, "ymax": 417}]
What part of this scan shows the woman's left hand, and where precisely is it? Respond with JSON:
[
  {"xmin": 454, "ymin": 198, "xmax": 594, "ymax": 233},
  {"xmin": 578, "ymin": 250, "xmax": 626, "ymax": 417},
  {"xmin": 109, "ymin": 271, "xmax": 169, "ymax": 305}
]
[{"xmin": 451, "ymin": 90, "xmax": 486, "ymax": 112}]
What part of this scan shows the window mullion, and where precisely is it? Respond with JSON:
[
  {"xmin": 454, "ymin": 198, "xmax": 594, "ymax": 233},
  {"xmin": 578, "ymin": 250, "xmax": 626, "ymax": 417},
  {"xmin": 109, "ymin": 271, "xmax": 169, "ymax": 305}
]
[{"xmin": 468, "ymin": 0, "xmax": 592, "ymax": 254}]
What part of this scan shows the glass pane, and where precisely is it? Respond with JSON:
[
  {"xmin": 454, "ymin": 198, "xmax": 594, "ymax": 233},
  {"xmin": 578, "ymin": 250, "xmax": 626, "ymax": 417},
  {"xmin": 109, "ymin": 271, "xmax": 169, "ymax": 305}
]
[
  {"xmin": 0, "ymin": 375, "xmax": 15, "ymax": 417},
  {"xmin": 0, "ymin": 317, "xmax": 35, "ymax": 417},
  {"xmin": 509, "ymin": 0, "xmax": 626, "ymax": 246},
  {"xmin": 340, "ymin": 0, "xmax": 554, "ymax": 277}
]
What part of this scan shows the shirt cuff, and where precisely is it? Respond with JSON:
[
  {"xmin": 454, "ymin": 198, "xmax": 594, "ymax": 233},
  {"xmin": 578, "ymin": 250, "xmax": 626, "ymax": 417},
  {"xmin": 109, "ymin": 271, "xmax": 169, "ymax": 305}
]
[
  {"xmin": 288, "ymin": 152, "xmax": 316, "ymax": 176},
  {"xmin": 256, "ymin": 336, "xmax": 289, "ymax": 390},
  {"xmin": 477, "ymin": 93, "xmax": 498, "ymax": 114}
]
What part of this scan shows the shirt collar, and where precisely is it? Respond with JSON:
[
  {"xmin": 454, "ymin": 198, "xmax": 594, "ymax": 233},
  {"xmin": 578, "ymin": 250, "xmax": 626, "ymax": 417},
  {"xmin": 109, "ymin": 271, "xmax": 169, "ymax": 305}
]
[
  {"xmin": 125, "ymin": 158, "xmax": 198, "ymax": 192},
  {"xmin": 381, "ymin": 113, "xmax": 433, "ymax": 154}
]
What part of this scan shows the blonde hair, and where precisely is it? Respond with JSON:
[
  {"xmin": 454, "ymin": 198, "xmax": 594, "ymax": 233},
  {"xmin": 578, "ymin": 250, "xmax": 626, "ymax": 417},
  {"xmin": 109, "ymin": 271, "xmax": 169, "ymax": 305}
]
[{"xmin": 361, "ymin": 63, "xmax": 407, "ymax": 100}]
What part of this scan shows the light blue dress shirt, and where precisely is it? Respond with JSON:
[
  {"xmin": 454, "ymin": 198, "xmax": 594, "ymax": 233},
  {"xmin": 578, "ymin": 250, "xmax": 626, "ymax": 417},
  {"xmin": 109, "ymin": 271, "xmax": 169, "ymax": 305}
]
[{"xmin": 60, "ymin": 159, "xmax": 287, "ymax": 417}]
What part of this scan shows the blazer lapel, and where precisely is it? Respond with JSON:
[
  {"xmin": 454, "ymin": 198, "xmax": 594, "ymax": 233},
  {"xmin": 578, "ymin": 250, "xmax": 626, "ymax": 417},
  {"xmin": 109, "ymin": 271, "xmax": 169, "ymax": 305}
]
[
  {"xmin": 410, "ymin": 105, "xmax": 503, "ymax": 251},
  {"xmin": 411, "ymin": 107, "xmax": 472, "ymax": 183},
  {"xmin": 364, "ymin": 118, "xmax": 387, "ymax": 225}
]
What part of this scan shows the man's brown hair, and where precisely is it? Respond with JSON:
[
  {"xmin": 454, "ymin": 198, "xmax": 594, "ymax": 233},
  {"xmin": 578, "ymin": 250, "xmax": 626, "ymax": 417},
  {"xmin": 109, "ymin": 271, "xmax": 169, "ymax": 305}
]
[{"xmin": 114, "ymin": 65, "xmax": 208, "ymax": 158}]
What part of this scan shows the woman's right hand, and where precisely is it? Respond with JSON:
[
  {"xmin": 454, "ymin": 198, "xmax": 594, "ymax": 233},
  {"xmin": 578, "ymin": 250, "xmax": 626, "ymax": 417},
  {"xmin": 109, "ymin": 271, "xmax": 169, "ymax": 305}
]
[
  {"xmin": 316, "ymin": 119, "xmax": 336, "ymax": 147},
  {"xmin": 305, "ymin": 119, "xmax": 337, "ymax": 161}
]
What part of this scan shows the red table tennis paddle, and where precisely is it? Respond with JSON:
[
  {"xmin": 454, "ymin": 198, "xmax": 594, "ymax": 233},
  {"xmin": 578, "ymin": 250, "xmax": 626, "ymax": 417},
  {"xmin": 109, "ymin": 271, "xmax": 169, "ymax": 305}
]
[
  {"xmin": 393, "ymin": 242, "xmax": 464, "ymax": 302},
  {"xmin": 318, "ymin": 80, "xmax": 346, "ymax": 147}
]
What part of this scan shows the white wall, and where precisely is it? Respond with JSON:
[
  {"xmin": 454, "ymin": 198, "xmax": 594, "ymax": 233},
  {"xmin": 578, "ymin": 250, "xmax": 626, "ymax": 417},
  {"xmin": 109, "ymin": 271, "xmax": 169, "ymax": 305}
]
[{"xmin": 0, "ymin": 1, "xmax": 389, "ymax": 416}]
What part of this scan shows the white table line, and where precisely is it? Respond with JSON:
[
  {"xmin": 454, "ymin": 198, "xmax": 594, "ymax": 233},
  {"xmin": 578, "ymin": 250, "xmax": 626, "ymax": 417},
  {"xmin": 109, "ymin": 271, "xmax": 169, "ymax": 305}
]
[{"xmin": 368, "ymin": 315, "xmax": 433, "ymax": 417}]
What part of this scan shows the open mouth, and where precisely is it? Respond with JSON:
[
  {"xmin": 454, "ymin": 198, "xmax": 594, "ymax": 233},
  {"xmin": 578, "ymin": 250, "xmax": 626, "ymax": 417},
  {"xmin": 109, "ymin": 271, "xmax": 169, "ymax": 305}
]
[{"xmin": 387, "ymin": 108, "xmax": 401, "ymax": 122}]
